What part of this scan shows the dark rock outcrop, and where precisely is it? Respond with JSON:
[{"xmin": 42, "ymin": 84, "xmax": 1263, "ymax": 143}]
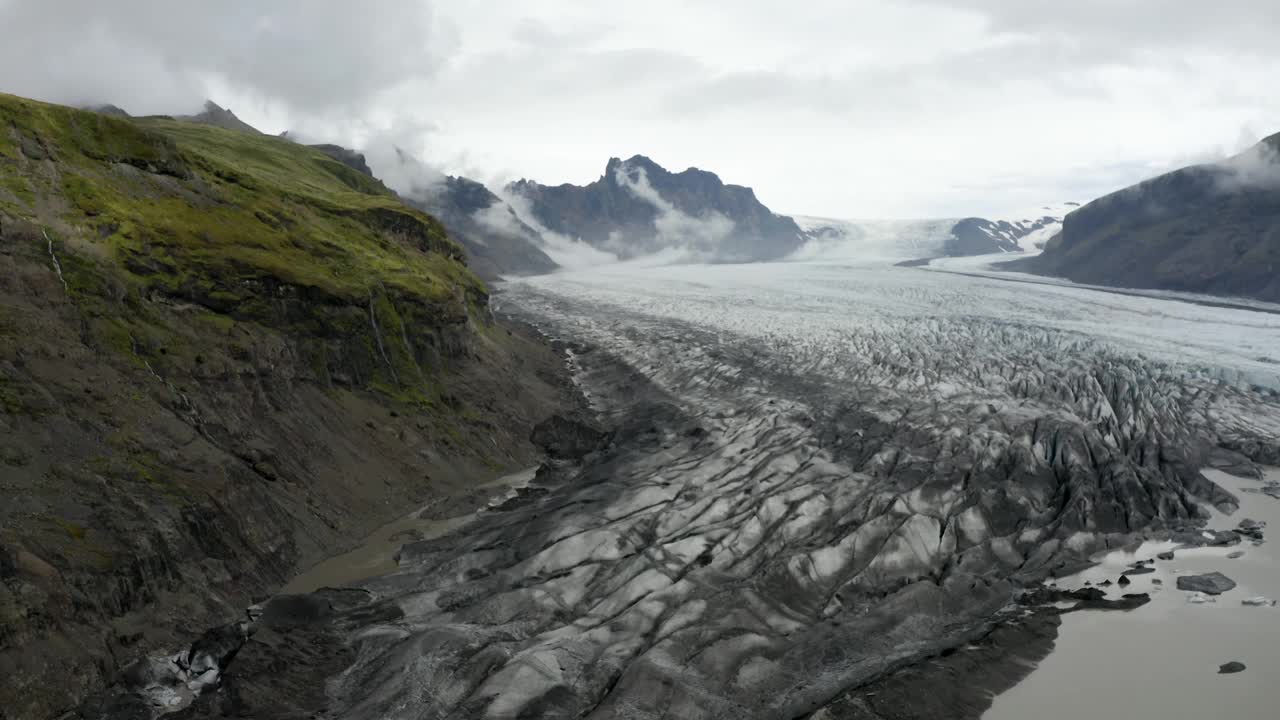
[
  {"xmin": 83, "ymin": 104, "xmax": 131, "ymax": 118},
  {"xmin": 176, "ymin": 101, "xmax": 262, "ymax": 135},
  {"xmin": 308, "ymin": 144, "xmax": 373, "ymax": 176},
  {"xmin": 1176, "ymin": 572, "xmax": 1238, "ymax": 595},
  {"xmin": 1005, "ymin": 133, "xmax": 1280, "ymax": 302},
  {"xmin": 507, "ymin": 154, "xmax": 807, "ymax": 262}
]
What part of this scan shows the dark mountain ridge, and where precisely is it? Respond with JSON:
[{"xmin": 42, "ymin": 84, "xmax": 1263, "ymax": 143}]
[
  {"xmin": 507, "ymin": 154, "xmax": 807, "ymax": 262},
  {"xmin": 1005, "ymin": 134, "xmax": 1280, "ymax": 302}
]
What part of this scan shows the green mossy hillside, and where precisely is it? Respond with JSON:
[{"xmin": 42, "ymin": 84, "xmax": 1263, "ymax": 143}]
[
  {"xmin": 0, "ymin": 92, "xmax": 487, "ymax": 399},
  {"xmin": 0, "ymin": 93, "xmax": 481, "ymax": 306}
]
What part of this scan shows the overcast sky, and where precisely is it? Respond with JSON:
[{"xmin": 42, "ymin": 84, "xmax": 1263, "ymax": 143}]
[{"xmin": 2, "ymin": 0, "xmax": 1278, "ymax": 218}]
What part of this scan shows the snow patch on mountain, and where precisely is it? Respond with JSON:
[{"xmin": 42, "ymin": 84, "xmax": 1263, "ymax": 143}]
[{"xmin": 791, "ymin": 203, "xmax": 1077, "ymax": 261}]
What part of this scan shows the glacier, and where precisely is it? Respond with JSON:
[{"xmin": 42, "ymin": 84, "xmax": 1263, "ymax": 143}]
[{"xmin": 142, "ymin": 259, "xmax": 1280, "ymax": 720}]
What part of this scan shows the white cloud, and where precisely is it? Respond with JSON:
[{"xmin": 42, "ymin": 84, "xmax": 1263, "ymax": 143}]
[
  {"xmin": 498, "ymin": 191, "xmax": 620, "ymax": 270},
  {"xmin": 2, "ymin": 1, "xmax": 1278, "ymax": 217}
]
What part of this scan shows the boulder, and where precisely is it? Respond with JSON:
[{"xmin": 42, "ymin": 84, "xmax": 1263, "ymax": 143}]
[
  {"xmin": 1066, "ymin": 593, "xmax": 1151, "ymax": 612},
  {"xmin": 1218, "ymin": 662, "xmax": 1246, "ymax": 674},
  {"xmin": 1236, "ymin": 518, "xmax": 1266, "ymax": 541},
  {"xmin": 1176, "ymin": 572, "xmax": 1237, "ymax": 595}
]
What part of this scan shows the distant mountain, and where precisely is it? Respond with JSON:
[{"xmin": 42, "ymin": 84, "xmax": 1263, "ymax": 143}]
[
  {"xmin": 506, "ymin": 155, "xmax": 807, "ymax": 263},
  {"xmin": 177, "ymin": 100, "xmax": 261, "ymax": 135},
  {"xmin": 1005, "ymin": 136, "xmax": 1280, "ymax": 302},
  {"xmin": 793, "ymin": 205, "xmax": 1073, "ymax": 261},
  {"xmin": 948, "ymin": 210, "xmax": 1068, "ymax": 255}
]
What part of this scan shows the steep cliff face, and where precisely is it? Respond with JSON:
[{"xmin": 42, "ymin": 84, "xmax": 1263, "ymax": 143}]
[
  {"xmin": 507, "ymin": 155, "xmax": 807, "ymax": 262},
  {"xmin": 1007, "ymin": 135, "xmax": 1280, "ymax": 301},
  {"xmin": 0, "ymin": 93, "xmax": 572, "ymax": 719}
]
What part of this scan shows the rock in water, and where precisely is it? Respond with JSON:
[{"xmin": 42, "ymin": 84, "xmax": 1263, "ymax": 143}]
[
  {"xmin": 1218, "ymin": 662, "xmax": 1246, "ymax": 674},
  {"xmin": 1125, "ymin": 565, "xmax": 1156, "ymax": 575},
  {"xmin": 1176, "ymin": 572, "xmax": 1237, "ymax": 595},
  {"xmin": 1118, "ymin": 575, "xmax": 1132, "ymax": 587},
  {"xmin": 1236, "ymin": 518, "xmax": 1266, "ymax": 541},
  {"xmin": 1157, "ymin": 551, "xmax": 1176, "ymax": 561},
  {"xmin": 1242, "ymin": 597, "xmax": 1276, "ymax": 607},
  {"xmin": 1227, "ymin": 551, "xmax": 1245, "ymax": 559}
]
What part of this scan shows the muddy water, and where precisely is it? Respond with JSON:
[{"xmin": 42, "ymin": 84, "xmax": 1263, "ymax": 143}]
[
  {"xmin": 282, "ymin": 467, "xmax": 539, "ymax": 594},
  {"xmin": 985, "ymin": 468, "xmax": 1280, "ymax": 719}
]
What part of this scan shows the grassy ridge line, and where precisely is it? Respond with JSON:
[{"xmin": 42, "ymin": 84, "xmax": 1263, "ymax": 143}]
[{"xmin": 0, "ymin": 92, "xmax": 483, "ymax": 313}]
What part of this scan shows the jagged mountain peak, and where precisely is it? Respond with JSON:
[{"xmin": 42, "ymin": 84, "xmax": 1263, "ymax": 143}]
[
  {"xmin": 178, "ymin": 100, "xmax": 261, "ymax": 135},
  {"xmin": 506, "ymin": 154, "xmax": 804, "ymax": 263},
  {"xmin": 605, "ymin": 154, "xmax": 734, "ymax": 192}
]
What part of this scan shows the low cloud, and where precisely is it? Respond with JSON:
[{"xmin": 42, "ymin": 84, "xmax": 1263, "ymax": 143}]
[
  {"xmin": 497, "ymin": 191, "xmax": 620, "ymax": 270},
  {"xmin": 0, "ymin": 0, "xmax": 452, "ymax": 117},
  {"xmin": 612, "ymin": 162, "xmax": 735, "ymax": 258},
  {"xmin": 361, "ymin": 132, "xmax": 448, "ymax": 200},
  {"xmin": 1217, "ymin": 135, "xmax": 1280, "ymax": 191}
]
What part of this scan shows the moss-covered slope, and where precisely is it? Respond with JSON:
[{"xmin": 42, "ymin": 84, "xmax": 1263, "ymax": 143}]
[{"xmin": 0, "ymin": 94, "xmax": 571, "ymax": 719}]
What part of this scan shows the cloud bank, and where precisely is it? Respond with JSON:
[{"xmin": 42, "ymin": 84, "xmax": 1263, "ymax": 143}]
[
  {"xmin": 2, "ymin": 1, "xmax": 1278, "ymax": 218},
  {"xmin": 0, "ymin": 0, "xmax": 451, "ymax": 118}
]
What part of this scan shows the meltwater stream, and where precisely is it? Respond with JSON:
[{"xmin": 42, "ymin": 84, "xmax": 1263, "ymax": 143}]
[{"xmin": 985, "ymin": 468, "xmax": 1280, "ymax": 720}]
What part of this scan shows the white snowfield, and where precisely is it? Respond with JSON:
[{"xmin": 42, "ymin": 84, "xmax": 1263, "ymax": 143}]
[{"xmin": 791, "ymin": 204, "xmax": 1073, "ymax": 260}]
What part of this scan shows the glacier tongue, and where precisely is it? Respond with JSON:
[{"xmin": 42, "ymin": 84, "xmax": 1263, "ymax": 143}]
[{"xmin": 162, "ymin": 261, "xmax": 1280, "ymax": 720}]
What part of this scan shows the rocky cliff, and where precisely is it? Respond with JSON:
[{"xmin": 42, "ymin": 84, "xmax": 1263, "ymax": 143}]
[
  {"xmin": 0, "ymin": 93, "xmax": 573, "ymax": 719},
  {"xmin": 1006, "ymin": 135, "xmax": 1280, "ymax": 302},
  {"xmin": 507, "ymin": 154, "xmax": 807, "ymax": 262}
]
